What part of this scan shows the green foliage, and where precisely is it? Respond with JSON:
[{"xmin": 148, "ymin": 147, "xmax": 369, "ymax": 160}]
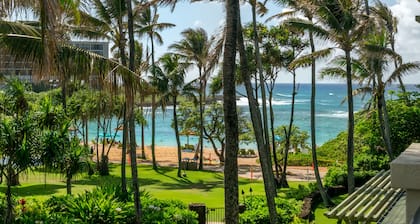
[
  {"xmin": 324, "ymin": 165, "xmax": 379, "ymax": 187},
  {"xmin": 275, "ymin": 125, "xmax": 309, "ymax": 153},
  {"xmin": 285, "ymin": 183, "xmax": 318, "ymax": 200},
  {"xmin": 11, "ymin": 186, "xmax": 197, "ymax": 224},
  {"xmin": 239, "ymin": 196, "xmax": 302, "ymax": 224},
  {"xmin": 287, "ymin": 153, "xmax": 336, "ymax": 167}
]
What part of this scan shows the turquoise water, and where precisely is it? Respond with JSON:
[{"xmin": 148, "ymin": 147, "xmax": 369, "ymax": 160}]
[{"xmin": 86, "ymin": 83, "xmax": 413, "ymax": 148}]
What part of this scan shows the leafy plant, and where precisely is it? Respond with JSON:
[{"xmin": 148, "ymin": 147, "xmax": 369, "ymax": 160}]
[{"xmin": 239, "ymin": 196, "xmax": 302, "ymax": 224}]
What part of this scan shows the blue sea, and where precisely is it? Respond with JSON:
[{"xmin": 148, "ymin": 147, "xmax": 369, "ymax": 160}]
[{"xmin": 86, "ymin": 83, "xmax": 415, "ymax": 148}]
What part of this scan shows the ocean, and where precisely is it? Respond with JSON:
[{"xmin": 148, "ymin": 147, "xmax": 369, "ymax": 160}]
[{"xmin": 86, "ymin": 83, "xmax": 415, "ymax": 148}]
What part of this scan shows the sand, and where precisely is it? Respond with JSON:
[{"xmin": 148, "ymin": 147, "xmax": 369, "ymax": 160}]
[{"xmin": 93, "ymin": 143, "xmax": 327, "ymax": 181}]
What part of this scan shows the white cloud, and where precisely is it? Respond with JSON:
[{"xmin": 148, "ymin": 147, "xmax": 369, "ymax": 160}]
[{"xmin": 391, "ymin": 0, "xmax": 420, "ymax": 83}]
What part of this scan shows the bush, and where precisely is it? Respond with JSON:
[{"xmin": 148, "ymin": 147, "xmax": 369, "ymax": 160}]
[
  {"xmin": 239, "ymin": 196, "xmax": 302, "ymax": 224},
  {"xmin": 13, "ymin": 186, "xmax": 196, "ymax": 224},
  {"xmin": 287, "ymin": 153, "xmax": 336, "ymax": 167},
  {"xmin": 285, "ymin": 183, "xmax": 318, "ymax": 201},
  {"xmin": 324, "ymin": 165, "xmax": 379, "ymax": 187}
]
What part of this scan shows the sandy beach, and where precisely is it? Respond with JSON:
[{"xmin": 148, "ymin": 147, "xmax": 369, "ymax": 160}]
[{"xmin": 95, "ymin": 143, "xmax": 327, "ymax": 181}]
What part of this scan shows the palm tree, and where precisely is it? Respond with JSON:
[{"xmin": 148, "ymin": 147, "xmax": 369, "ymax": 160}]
[
  {"xmin": 275, "ymin": 0, "xmax": 333, "ymax": 206},
  {"xmin": 0, "ymin": 79, "xmax": 41, "ymax": 224},
  {"xmin": 308, "ymin": 0, "xmax": 367, "ymax": 193},
  {"xmin": 154, "ymin": 53, "xmax": 190, "ymax": 177},
  {"xmin": 135, "ymin": 4, "xmax": 175, "ymax": 170},
  {"xmin": 237, "ymin": 15, "xmax": 279, "ymax": 224},
  {"xmin": 371, "ymin": 1, "xmax": 408, "ymax": 98},
  {"xmin": 170, "ymin": 27, "xmax": 223, "ymax": 170}
]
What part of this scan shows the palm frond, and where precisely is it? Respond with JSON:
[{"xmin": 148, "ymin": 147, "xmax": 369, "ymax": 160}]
[
  {"xmin": 289, "ymin": 47, "xmax": 333, "ymax": 69},
  {"xmin": 386, "ymin": 62, "xmax": 420, "ymax": 84}
]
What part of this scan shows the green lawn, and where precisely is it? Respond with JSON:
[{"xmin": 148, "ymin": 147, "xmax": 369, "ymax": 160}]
[
  {"xmin": 1, "ymin": 164, "xmax": 269, "ymax": 207},
  {"xmin": 1, "ymin": 164, "xmax": 341, "ymax": 223}
]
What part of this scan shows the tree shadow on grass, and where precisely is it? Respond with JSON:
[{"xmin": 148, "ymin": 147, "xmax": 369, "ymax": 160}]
[{"xmin": 0, "ymin": 184, "xmax": 65, "ymax": 197}]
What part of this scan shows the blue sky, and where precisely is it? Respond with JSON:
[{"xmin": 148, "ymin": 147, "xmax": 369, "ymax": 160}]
[{"xmin": 152, "ymin": 0, "xmax": 420, "ymax": 84}]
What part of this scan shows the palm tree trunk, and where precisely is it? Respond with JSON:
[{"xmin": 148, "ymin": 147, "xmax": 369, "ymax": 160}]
[
  {"xmin": 280, "ymin": 70, "xmax": 297, "ymax": 188},
  {"xmin": 309, "ymin": 30, "xmax": 331, "ymax": 207},
  {"xmin": 173, "ymin": 96, "xmax": 182, "ymax": 177},
  {"xmin": 224, "ymin": 0, "xmax": 240, "ymax": 222},
  {"xmin": 140, "ymin": 96, "xmax": 146, "ymax": 159},
  {"xmin": 126, "ymin": 0, "xmax": 142, "ymax": 222},
  {"xmin": 121, "ymin": 104, "xmax": 128, "ymax": 198},
  {"xmin": 377, "ymin": 86, "xmax": 393, "ymax": 159},
  {"xmin": 151, "ymin": 94, "xmax": 157, "ymax": 170},
  {"xmin": 199, "ymin": 70, "xmax": 204, "ymax": 170},
  {"xmin": 345, "ymin": 49, "xmax": 355, "ymax": 193},
  {"xmin": 5, "ymin": 168, "xmax": 14, "ymax": 224},
  {"xmin": 269, "ymin": 89, "xmax": 280, "ymax": 181},
  {"xmin": 237, "ymin": 13, "xmax": 278, "ymax": 223},
  {"xmin": 66, "ymin": 174, "xmax": 72, "ymax": 195}
]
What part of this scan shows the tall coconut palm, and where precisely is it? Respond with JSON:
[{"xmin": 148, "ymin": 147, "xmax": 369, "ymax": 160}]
[
  {"xmin": 371, "ymin": 1, "xmax": 408, "ymax": 100},
  {"xmin": 170, "ymin": 27, "xmax": 223, "ymax": 170},
  {"xmin": 135, "ymin": 4, "xmax": 175, "ymax": 170},
  {"xmin": 309, "ymin": 0, "xmax": 367, "ymax": 193},
  {"xmin": 237, "ymin": 15, "xmax": 279, "ymax": 224},
  {"xmin": 154, "ymin": 53, "xmax": 190, "ymax": 177},
  {"xmin": 275, "ymin": 0, "xmax": 334, "ymax": 206}
]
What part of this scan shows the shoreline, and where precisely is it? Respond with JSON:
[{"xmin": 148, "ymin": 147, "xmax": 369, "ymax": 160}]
[{"xmin": 94, "ymin": 143, "xmax": 327, "ymax": 181}]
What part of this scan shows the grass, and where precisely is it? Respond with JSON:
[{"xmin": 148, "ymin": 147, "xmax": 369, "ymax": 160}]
[
  {"xmin": 313, "ymin": 194, "xmax": 348, "ymax": 224},
  {"xmin": 0, "ymin": 164, "xmax": 275, "ymax": 207},
  {"xmin": 1, "ymin": 164, "xmax": 342, "ymax": 222}
]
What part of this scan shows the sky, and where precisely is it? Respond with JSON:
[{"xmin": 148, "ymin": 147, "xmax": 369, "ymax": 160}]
[{"xmin": 152, "ymin": 0, "xmax": 420, "ymax": 84}]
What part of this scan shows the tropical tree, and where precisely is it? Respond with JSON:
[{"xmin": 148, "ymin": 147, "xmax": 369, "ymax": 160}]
[
  {"xmin": 275, "ymin": 0, "xmax": 333, "ymax": 206},
  {"xmin": 154, "ymin": 53, "xmax": 190, "ymax": 177},
  {"xmin": 237, "ymin": 12, "xmax": 279, "ymax": 224},
  {"xmin": 371, "ymin": 1, "xmax": 407, "ymax": 97},
  {"xmin": 309, "ymin": 0, "xmax": 367, "ymax": 193},
  {"xmin": 0, "ymin": 79, "xmax": 41, "ymax": 224},
  {"xmin": 170, "ymin": 27, "xmax": 223, "ymax": 170},
  {"xmin": 135, "ymin": 4, "xmax": 175, "ymax": 170}
]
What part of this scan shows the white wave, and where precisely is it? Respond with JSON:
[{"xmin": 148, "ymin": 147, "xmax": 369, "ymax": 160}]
[
  {"xmin": 317, "ymin": 111, "xmax": 348, "ymax": 118},
  {"xmin": 276, "ymin": 93, "xmax": 293, "ymax": 98},
  {"xmin": 237, "ymin": 97, "xmax": 309, "ymax": 106}
]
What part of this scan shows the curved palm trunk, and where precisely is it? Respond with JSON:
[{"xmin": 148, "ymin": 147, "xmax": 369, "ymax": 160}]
[
  {"xmin": 223, "ymin": 0, "xmax": 240, "ymax": 222},
  {"xmin": 173, "ymin": 96, "xmax": 182, "ymax": 177},
  {"xmin": 309, "ymin": 30, "xmax": 331, "ymax": 207},
  {"xmin": 238, "ymin": 13, "xmax": 278, "ymax": 223},
  {"xmin": 345, "ymin": 49, "xmax": 355, "ymax": 193}
]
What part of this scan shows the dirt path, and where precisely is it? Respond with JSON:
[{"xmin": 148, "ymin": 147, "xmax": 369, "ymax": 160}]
[{"xmin": 95, "ymin": 144, "xmax": 328, "ymax": 182}]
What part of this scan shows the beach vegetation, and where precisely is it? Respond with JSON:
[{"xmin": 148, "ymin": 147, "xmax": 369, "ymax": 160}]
[{"xmin": 154, "ymin": 52, "xmax": 191, "ymax": 177}]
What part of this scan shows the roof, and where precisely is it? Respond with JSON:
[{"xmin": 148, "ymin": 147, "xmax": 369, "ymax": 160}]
[{"xmin": 325, "ymin": 170, "xmax": 404, "ymax": 223}]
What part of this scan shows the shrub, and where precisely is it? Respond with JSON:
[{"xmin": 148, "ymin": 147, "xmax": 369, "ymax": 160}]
[
  {"xmin": 285, "ymin": 183, "xmax": 318, "ymax": 201},
  {"xmin": 239, "ymin": 196, "xmax": 302, "ymax": 224},
  {"xmin": 13, "ymin": 186, "xmax": 196, "ymax": 224}
]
